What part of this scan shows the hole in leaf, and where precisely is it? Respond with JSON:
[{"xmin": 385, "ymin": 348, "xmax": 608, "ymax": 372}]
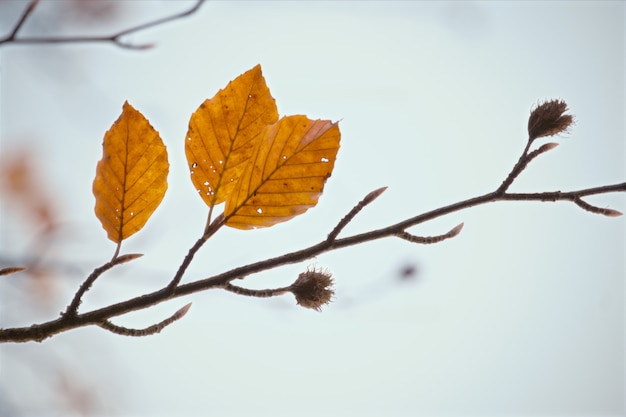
[
  {"xmin": 321, "ymin": 157, "xmax": 329, "ymax": 163},
  {"xmin": 257, "ymin": 208, "xmax": 263, "ymax": 214},
  {"xmin": 192, "ymin": 162, "xmax": 198, "ymax": 168},
  {"xmin": 204, "ymin": 181, "xmax": 209, "ymax": 186}
]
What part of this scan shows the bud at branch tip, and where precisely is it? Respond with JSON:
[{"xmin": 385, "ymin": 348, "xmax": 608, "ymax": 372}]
[{"xmin": 528, "ymin": 99, "xmax": 574, "ymax": 142}]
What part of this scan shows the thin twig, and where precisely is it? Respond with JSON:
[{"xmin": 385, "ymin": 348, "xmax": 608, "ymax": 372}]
[
  {"xmin": 166, "ymin": 213, "xmax": 225, "ymax": 291},
  {"xmin": 64, "ymin": 253, "xmax": 143, "ymax": 317},
  {"xmin": 4, "ymin": 0, "xmax": 39, "ymax": 40},
  {"xmin": 98, "ymin": 303, "xmax": 191, "ymax": 337},
  {"xmin": 501, "ymin": 183, "xmax": 626, "ymax": 202},
  {"xmin": 327, "ymin": 186, "xmax": 387, "ymax": 242},
  {"xmin": 0, "ymin": 0, "xmax": 206, "ymax": 49},
  {"xmin": 497, "ymin": 141, "xmax": 532, "ymax": 193},
  {"xmin": 572, "ymin": 197, "xmax": 623, "ymax": 217},
  {"xmin": 223, "ymin": 283, "xmax": 291, "ymax": 298},
  {"xmin": 396, "ymin": 223, "xmax": 464, "ymax": 244},
  {"xmin": 112, "ymin": 242, "xmax": 122, "ymax": 261}
]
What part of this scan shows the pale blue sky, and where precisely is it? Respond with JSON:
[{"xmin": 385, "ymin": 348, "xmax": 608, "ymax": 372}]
[{"xmin": 1, "ymin": 1, "xmax": 624, "ymax": 416}]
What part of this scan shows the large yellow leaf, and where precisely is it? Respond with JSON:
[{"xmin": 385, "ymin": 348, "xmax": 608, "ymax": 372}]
[
  {"xmin": 185, "ymin": 64, "xmax": 278, "ymax": 209},
  {"xmin": 225, "ymin": 115, "xmax": 340, "ymax": 229},
  {"xmin": 93, "ymin": 101, "xmax": 169, "ymax": 243}
]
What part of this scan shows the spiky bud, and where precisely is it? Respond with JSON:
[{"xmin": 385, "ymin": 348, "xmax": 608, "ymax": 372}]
[
  {"xmin": 289, "ymin": 267, "xmax": 334, "ymax": 311},
  {"xmin": 528, "ymin": 99, "xmax": 574, "ymax": 142}
]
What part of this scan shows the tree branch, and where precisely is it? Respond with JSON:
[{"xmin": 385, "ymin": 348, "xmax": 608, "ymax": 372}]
[
  {"xmin": 0, "ymin": 0, "xmax": 206, "ymax": 49},
  {"xmin": 0, "ymin": 100, "xmax": 623, "ymax": 343},
  {"xmin": 396, "ymin": 223, "xmax": 464, "ymax": 245},
  {"xmin": 98, "ymin": 303, "xmax": 191, "ymax": 337},
  {"xmin": 327, "ymin": 186, "xmax": 387, "ymax": 242},
  {"xmin": 1, "ymin": 179, "xmax": 623, "ymax": 343},
  {"xmin": 64, "ymin": 254, "xmax": 143, "ymax": 318},
  {"xmin": 223, "ymin": 283, "xmax": 291, "ymax": 298}
]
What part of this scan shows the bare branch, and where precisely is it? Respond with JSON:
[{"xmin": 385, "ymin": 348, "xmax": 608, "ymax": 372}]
[
  {"xmin": 496, "ymin": 141, "xmax": 532, "ymax": 194},
  {"xmin": 64, "ymin": 254, "xmax": 143, "ymax": 317},
  {"xmin": 573, "ymin": 197, "xmax": 622, "ymax": 217},
  {"xmin": 396, "ymin": 223, "xmax": 464, "ymax": 244},
  {"xmin": 501, "ymin": 183, "xmax": 626, "ymax": 205},
  {"xmin": 1, "ymin": 178, "xmax": 623, "ymax": 344},
  {"xmin": 0, "ymin": 0, "xmax": 206, "ymax": 49},
  {"xmin": 223, "ymin": 283, "xmax": 291, "ymax": 298},
  {"xmin": 166, "ymin": 213, "xmax": 225, "ymax": 291},
  {"xmin": 115, "ymin": 253, "xmax": 145, "ymax": 265},
  {"xmin": 327, "ymin": 186, "xmax": 387, "ymax": 242},
  {"xmin": 98, "ymin": 303, "xmax": 192, "ymax": 337},
  {"xmin": 4, "ymin": 0, "xmax": 39, "ymax": 41}
]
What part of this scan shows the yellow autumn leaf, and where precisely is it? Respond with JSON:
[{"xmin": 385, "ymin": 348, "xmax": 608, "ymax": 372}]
[
  {"xmin": 225, "ymin": 115, "xmax": 340, "ymax": 229},
  {"xmin": 185, "ymin": 64, "xmax": 278, "ymax": 209},
  {"xmin": 93, "ymin": 101, "xmax": 169, "ymax": 243}
]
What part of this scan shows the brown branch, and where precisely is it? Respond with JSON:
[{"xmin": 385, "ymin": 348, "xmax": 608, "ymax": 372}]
[
  {"xmin": 3, "ymin": 0, "xmax": 39, "ymax": 41},
  {"xmin": 572, "ymin": 197, "xmax": 622, "ymax": 217},
  {"xmin": 2, "ymin": 179, "xmax": 623, "ymax": 343},
  {"xmin": 0, "ymin": 0, "xmax": 206, "ymax": 49},
  {"xmin": 98, "ymin": 303, "xmax": 191, "ymax": 337},
  {"xmin": 396, "ymin": 223, "xmax": 464, "ymax": 244},
  {"xmin": 327, "ymin": 186, "xmax": 387, "ymax": 242},
  {"xmin": 1, "ymin": 128, "xmax": 624, "ymax": 343},
  {"xmin": 497, "ymin": 141, "xmax": 559, "ymax": 194},
  {"xmin": 166, "ymin": 213, "xmax": 225, "ymax": 291},
  {"xmin": 223, "ymin": 283, "xmax": 291, "ymax": 298},
  {"xmin": 64, "ymin": 254, "xmax": 143, "ymax": 317}
]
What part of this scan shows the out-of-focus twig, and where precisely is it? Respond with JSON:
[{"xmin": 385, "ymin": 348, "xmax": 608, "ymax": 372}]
[{"xmin": 0, "ymin": 0, "xmax": 206, "ymax": 49}]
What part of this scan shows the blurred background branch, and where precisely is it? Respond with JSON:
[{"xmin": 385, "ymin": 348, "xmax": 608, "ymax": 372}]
[{"xmin": 0, "ymin": 0, "xmax": 205, "ymax": 49}]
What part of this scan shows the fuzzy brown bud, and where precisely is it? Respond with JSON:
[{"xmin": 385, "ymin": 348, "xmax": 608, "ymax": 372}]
[
  {"xmin": 527, "ymin": 99, "xmax": 574, "ymax": 141},
  {"xmin": 289, "ymin": 267, "xmax": 334, "ymax": 311}
]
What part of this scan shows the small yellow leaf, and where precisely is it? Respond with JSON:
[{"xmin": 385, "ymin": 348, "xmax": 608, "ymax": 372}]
[
  {"xmin": 185, "ymin": 64, "xmax": 278, "ymax": 209},
  {"xmin": 93, "ymin": 101, "xmax": 169, "ymax": 243},
  {"xmin": 225, "ymin": 115, "xmax": 340, "ymax": 229}
]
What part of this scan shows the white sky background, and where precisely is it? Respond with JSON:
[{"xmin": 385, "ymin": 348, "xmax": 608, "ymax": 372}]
[{"xmin": 0, "ymin": 1, "xmax": 624, "ymax": 416}]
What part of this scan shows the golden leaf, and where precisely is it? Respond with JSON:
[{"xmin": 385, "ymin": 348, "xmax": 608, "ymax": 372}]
[
  {"xmin": 185, "ymin": 64, "xmax": 278, "ymax": 209},
  {"xmin": 225, "ymin": 115, "xmax": 340, "ymax": 229},
  {"xmin": 93, "ymin": 101, "xmax": 169, "ymax": 243}
]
